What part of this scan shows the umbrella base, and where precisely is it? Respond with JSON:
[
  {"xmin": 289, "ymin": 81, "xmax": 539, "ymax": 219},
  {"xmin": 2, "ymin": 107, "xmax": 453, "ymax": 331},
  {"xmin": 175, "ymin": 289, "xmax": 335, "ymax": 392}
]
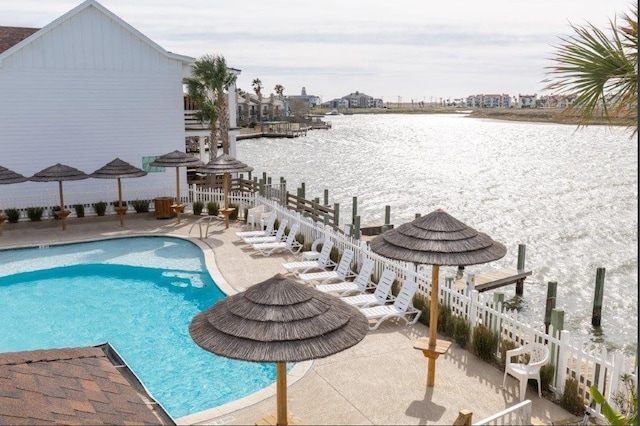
[{"xmin": 256, "ymin": 412, "xmax": 300, "ymax": 425}]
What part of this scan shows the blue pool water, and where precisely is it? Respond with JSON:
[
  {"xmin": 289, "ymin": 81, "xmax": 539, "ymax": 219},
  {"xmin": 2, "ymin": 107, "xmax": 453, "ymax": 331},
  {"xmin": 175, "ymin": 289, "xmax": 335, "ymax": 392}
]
[{"xmin": 0, "ymin": 236, "xmax": 277, "ymax": 419}]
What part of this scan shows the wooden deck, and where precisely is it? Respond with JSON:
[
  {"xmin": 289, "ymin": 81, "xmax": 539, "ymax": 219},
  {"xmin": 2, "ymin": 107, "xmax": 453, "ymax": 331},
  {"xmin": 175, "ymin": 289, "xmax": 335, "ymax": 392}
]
[{"xmin": 454, "ymin": 267, "xmax": 532, "ymax": 292}]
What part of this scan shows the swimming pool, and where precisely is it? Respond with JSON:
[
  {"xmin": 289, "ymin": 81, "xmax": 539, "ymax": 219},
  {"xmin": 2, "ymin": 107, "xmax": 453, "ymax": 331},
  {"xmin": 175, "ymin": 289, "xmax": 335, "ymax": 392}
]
[{"xmin": 0, "ymin": 236, "xmax": 277, "ymax": 419}]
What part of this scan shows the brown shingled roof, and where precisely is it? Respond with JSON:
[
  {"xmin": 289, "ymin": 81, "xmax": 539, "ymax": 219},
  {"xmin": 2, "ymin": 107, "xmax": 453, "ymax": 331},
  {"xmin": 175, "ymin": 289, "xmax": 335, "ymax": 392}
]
[
  {"xmin": 0, "ymin": 344, "xmax": 175, "ymax": 425},
  {"xmin": 0, "ymin": 26, "xmax": 40, "ymax": 54}
]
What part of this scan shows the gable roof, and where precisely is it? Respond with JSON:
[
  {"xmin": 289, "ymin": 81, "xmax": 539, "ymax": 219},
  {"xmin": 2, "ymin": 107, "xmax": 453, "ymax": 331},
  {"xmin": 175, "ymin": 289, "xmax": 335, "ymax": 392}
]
[
  {"xmin": 0, "ymin": 0, "xmax": 194, "ymax": 64},
  {"xmin": 0, "ymin": 26, "xmax": 39, "ymax": 54},
  {"xmin": 0, "ymin": 344, "xmax": 174, "ymax": 425}
]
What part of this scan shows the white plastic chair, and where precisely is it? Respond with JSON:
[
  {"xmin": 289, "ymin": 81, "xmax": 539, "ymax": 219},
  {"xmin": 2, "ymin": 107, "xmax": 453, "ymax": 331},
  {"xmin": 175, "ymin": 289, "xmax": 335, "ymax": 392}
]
[
  {"xmin": 242, "ymin": 219, "xmax": 288, "ymax": 245},
  {"xmin": 282, "ymin": 240, "xmax": 336, "ymax": 276},
  {"xmin": 339, "ymin": 269, "xmax": 396, "ymax": 308},
  {"xmin": 252, "ymin": 223, "xmax": 302, "ymax": 256},
  {"xmin": 235, "ymin": 211, "xmax": 277, "ymax": 239},
  {"xmin": 502, "ymin": 342, "xmax": 550, "ymax": 401},
  {"xmin": 246, "ymin": 204, "xmax": 264, "ymax": 229}
]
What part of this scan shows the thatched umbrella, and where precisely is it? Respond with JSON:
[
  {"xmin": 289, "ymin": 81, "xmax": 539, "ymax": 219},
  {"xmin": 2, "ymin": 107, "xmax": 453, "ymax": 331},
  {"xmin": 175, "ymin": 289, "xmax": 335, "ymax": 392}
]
[
  {"xmin": 369, "ymin": 208, "xmax": 506, "ymax": 386},
  {"xmin": 90, "ymin": 158, "xmax": 148, "ymax": 226},
  {"xmin": 190, "ymin": 273, "xmax": 368, "ymax": 425},
  {"xmin": 196, "ymin": 154, "xmax": 253, "ymax": 209},
  {"xmin": 0, "ymin": 166, "xmax": 28, "ymax": 235},
  {"xmin": 29, "ymin": 164, "xmax": 89, "ymax": 231},
  {"xmin": 150, "ymin": 150, "xmax": 203, "ymax": 223}
]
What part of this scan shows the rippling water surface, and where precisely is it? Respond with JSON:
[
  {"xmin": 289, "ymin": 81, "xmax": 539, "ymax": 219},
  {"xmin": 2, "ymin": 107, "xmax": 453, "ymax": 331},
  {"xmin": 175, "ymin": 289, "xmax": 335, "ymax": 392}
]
[{"xmin": 236, "ymin": 114, "xmax": 637, "ymax": 352}]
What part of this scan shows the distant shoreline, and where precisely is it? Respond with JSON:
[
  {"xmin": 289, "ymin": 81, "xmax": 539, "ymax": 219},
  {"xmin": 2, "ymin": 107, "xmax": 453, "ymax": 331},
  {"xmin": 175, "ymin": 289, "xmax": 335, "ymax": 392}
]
[{"xmin": 311, "ymin": 107, "xmax": 633, "ymax": 127}]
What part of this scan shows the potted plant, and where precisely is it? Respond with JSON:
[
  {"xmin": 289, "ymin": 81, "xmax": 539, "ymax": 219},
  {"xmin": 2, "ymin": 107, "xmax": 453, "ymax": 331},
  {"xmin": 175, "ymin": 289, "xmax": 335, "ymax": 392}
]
[
  {"xmin": 193, "ymin": 201, "xmax": 204, "ymax": 215},
  {"xmin": 4, "ymin": 208, "xmax": 20, "ymax": 223},
  {"xmin": 207, "ymin": 201, "xmax": 219, "ymax": 216},
  {"xmin": 131, "ymin": 200, "xmax": 149, "ymax": 213},
  {"xmin": 73, "ymin": 204, "xmax": 85, "ymax": 218},
  {"xmin": 27, "ymin": 207, "xmax": 44, "ymax": 222},
  {"xmin": 93, "ymin": 201, "xmax": 107, "ymax": 217}
]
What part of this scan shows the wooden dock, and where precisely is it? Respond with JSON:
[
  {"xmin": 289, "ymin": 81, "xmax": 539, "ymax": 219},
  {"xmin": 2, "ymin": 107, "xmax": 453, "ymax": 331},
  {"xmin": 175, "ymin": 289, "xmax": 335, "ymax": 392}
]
[{"xmin": 454, "ymin": 267, "xmax": 532, "ymax": 293}]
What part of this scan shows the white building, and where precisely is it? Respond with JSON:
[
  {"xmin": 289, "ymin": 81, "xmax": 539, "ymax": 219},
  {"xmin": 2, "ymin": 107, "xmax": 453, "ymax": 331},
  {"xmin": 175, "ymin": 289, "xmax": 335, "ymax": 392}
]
[{"xmin": 0, "ymin": 0, "xmax": 237, "ymax": 213}]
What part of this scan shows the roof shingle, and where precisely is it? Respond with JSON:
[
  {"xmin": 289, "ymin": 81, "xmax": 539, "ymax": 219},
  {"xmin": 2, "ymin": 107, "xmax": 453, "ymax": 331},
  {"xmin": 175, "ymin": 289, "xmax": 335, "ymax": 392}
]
[{"xmin": 0, "ymin": 26, "xmax": 40, "ymax": 54}]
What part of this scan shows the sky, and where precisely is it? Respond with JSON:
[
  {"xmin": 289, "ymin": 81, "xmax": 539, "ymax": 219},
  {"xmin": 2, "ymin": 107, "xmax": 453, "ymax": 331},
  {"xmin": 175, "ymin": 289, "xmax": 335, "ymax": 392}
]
[{"xmin": 1, "ymin": 0, "xmax": 634, "ymax": 103}]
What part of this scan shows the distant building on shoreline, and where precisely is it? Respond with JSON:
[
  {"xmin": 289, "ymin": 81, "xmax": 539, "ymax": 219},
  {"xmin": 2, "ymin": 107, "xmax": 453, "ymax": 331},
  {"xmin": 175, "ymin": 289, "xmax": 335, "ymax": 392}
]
[{"xmin": 322, "ymin": 91, "xmax": 383, "ymax": 109}]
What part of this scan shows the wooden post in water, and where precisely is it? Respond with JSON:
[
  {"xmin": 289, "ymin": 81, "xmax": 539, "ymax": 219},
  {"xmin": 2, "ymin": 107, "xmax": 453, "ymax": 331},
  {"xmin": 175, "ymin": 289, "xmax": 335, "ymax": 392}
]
[
  {"xmin": 415, "ymin": 213, "xmax": 421, "ymax": 219},
  {"xmin": 300, "ymin": 182, "xmax": 305, "ymax": 199},
  {"xmin": 550, "ymin": 308, "xmax": 564, "ymax": 366},
  {"xmin": 259, "ymin": 179, "xmax": 265, "ymax": 196},
  {"xmin": 324, "ymin": 189, "xmax": 329, "ymax": 206},
  {"xmin": 516, "ymin": 244, "xmax": 526, "ymax": 296},
  {"xmin": 351, "ymin": 196, "xmax": 358, "ymax": 225},
  {"xmin": 592, "ymin": 267, "xmax": 606, "ymax": 327},
  {"xmin": 353, "ymin": 215, "xmax": 361, "ymax": 239},
  {"xmin": 544, "ymin": 281, "xmax": 557, "ymax": 333},
  {"xmin": 334, "ymin": 203, "xmax": 339, "ymax": 227}
]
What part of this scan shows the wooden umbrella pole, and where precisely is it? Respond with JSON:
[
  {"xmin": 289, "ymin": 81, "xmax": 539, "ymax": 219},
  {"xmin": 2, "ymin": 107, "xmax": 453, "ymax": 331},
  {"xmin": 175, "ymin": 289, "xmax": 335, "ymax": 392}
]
[
  {"xmin": 427, "ymin": 264, "xmax": 440, "ymax": 386},
  {"xmin": 276, "ymin": 361, "xmax": 288, "ymax": 425},
  {"xmin": 175, "ymin": 167, "xmax": 181, "ymax": 223},
  {"xmin": 58, "ymin": 181, "xmax": 66, "ymax": 231},
  {"xmin": 224, "ymin": 173, "xmax": 230, "ymax": 210},
  {"xmin": 117, "ymin": 177, "xmax": 124, "ymax": 226}
]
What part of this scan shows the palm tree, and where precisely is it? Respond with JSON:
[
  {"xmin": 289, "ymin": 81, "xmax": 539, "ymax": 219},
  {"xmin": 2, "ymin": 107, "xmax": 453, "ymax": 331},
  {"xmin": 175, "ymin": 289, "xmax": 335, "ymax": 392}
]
[
  {"xmin": 274, "ymin": 84, "xmax": 285, "ymax": 98},
  {"xmin": 252, "ymin": 78, "xmax": 263, "ymax": 122},
  {"xmin": 544, "ymin": 4, "xmax": 637, "ymax": 136},
  {"xmin": 185, "ymin": 54, "xmax": 237, "ymax": 156}
]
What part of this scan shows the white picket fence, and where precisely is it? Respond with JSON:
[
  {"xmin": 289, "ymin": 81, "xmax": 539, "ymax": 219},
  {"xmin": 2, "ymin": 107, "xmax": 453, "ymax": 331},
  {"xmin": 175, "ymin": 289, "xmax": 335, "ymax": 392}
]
[{"xmin": 185, "ymin": 188, "xmax": 637, "ymax": 422}]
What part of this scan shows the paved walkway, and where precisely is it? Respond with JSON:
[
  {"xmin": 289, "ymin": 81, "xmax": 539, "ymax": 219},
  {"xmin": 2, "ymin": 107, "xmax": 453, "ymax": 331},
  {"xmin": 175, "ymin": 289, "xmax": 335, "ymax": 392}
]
[{"xmin": 0, "ymin": 214, "xmax": 575, "ymax": 425}]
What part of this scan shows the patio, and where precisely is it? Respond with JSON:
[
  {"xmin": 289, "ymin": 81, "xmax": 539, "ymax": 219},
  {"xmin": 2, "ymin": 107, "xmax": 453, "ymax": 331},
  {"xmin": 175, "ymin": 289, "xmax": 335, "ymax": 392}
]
[{"xmin": 0, "ymin": 214, "xmax": 575, "ymax": 425}]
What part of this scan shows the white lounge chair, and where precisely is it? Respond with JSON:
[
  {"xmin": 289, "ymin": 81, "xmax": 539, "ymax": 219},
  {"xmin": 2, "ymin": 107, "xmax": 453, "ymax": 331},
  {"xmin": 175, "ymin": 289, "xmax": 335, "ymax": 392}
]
[
  {"xmin": 502, "ymin": 342, "xmax": 550, "ymax": 401},
  {"xmin": 316, "ymin": 258, "xmax": 376, "ymax": 296},
  {"xmin": 282, "ymin": 239, "xmax": 335, "ymax": 276},
  {"xmin": 242, "ymin": 219, "xmax": 288, "ymax": 245},
  {"xmin": 298, "ymin": 249, "xmax": 356, "ymax": 285},
  {"xmin": 360, "ymin": 279, "xmax": 421, "ymax": 331},
  {"xmin": 235, "ymin": 211, "xmax": 277, "ymax": 239},
  {"xmin": 252, "ymin": 223, "xmax": 303, "ymax": 257},
  {"xmin": 339, "ymin": 269, "xmax": 396, "ymax": 308}
]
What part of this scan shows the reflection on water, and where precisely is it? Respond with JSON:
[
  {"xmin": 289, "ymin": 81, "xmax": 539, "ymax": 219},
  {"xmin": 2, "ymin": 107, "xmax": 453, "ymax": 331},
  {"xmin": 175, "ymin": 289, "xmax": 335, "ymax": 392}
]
[{"xmin": 237, "ymin": 114, "xmax": 638, "ymax": 353}]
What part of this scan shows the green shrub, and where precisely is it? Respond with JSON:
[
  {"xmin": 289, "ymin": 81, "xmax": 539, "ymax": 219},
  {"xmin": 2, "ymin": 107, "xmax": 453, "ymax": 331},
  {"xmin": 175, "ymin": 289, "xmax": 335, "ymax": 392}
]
[
  {"xmin": 561, "ymin": 377, "xmax": 585, "ymax": 415},
  {"xmin": 499, "ymin": 339, "xmax": 519, "ymax": 368},
  {"xmin": 329, "ymin": 246, "xmax": 340, "ymax": 264},
  {"xmin": 452, "ymin": 316, "xmax": 471, "ymax": 348},
  {"xmin": 131, "ymin": 200, "xmax": 149, "ymax": 213},
  {"xmin": 540, "ymin": 363, "xmax": 555, "ymax": 395},
  {"xmin": 207, "ymin": 201, "xmax": 219, "ymax": 216},
  {"xmin": 438, "ymin": 303, "xmax": 452, "ymax": 333},
  {"xmin": 4, "ymin": 208, "xmax": 20, "ymax": 223},
  {"xmin": 73, "ymin": 204, "xmax": 85, "ymax": 218},
  {"xmin": 27, "ymin": 207, "xmax": 44, "ymax": 222},
  {"xmin": 295, "ymin": 233, "xmax": 305, "ymax": 246},
  {"xmin": 472, "ymin": 325, "xmax": 499, "ymax": 361},
  {"xmin": 228, "ymin": 203, "xmax": 239, "ymax": 220},
  {"xmin": 192, "ymin": 201, "xmax": 204, "ymax": 215},
  {"xmin": 93, "ymin": 201, "xmax": 107, "ymax": 216}
]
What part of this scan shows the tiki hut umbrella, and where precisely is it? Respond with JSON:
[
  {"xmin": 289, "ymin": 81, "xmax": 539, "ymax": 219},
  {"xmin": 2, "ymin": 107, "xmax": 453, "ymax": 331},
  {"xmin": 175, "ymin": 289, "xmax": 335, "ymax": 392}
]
[
  {"xmin": 90, "ymin": 158, "xmax": 148, "ymax": 226},
  {"xmin": 149, "ymin": 150, "xmax": 203, "ymax": 223},
  {"xmin": 29, "ymin": 163, "xmax": 89, "ymax": 231},
  {"xmin": 190, "ymin": 273, "xmax": 368, "ymax": 425},
  {"xmin": 0, "ymin": 166, "xmax": 28, "ymax": 234},
  {"xmin": 369, "ymin": 208, "xmax": 506, "ymax": 387},
  {"xmin": 195, "ymin": 154, "xmax": 253, "ymax": 210}
]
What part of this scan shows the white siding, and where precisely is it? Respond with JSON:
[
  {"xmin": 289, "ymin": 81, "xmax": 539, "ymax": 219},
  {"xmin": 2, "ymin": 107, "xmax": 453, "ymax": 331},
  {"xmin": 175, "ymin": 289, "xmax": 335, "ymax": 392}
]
[{"xmin": 0, "ymin": 3, "xmax": 190, "ymax": 209}]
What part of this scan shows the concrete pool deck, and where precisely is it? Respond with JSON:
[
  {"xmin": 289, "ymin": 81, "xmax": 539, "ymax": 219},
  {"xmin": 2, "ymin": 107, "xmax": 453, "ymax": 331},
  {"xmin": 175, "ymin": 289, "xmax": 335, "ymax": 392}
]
[{"xmin": 0, "ymin": 214, "xmax": 576, "ymax": 425}]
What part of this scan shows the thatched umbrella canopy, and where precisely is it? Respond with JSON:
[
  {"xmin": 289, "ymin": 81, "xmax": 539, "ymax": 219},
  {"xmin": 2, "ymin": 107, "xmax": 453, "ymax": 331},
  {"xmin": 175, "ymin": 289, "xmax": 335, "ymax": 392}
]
[
  {"xmin": 0, "ymin": 166, "xmax": 28, "ymax": 234},
  {"xmin": 29, "ymin": 164, "xmax": 89, "ymax": 231},
  {"xmin": 90, "ymin": 158, "xmax": 148, "ymax": 226},
  {"xmin": 195, "ymin": 154, "xmax": 253, "ymax": 210},
  {"xmin": 370, "ymin": 208, "xmax": 506, "ymax": 386},
  {"xmin": 190, "ymin": 273, "xmax": 367, "ymax": 425},
  {"xmin": 150, "ymin": 150, "xmax": 203, "ymax": 223}
]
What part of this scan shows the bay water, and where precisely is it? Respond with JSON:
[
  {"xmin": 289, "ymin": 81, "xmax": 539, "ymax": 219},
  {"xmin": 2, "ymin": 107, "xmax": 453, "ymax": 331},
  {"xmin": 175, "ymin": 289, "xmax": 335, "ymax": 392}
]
[{"xmin": 236, "ymin": 113, "xmax": 638, "ymax": 353}]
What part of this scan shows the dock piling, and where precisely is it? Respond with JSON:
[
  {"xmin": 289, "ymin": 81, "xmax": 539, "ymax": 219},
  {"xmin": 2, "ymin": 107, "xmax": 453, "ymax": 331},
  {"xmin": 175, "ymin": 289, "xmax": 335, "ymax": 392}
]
[
  {"xmin": 544, "ymin": 281, "xmax": 557, "ymax": 333},
  {"xmin": 591, "ymin": 267, "xmax": 606, "ymax": 327},
  {"xmin": 515, "ymin": 244, "xmax": 526, "ymax": 296},
  {"xmin": 353, "ymin": 215, "xmax": 361, "ymax": 239},
  {"xmin": 351, "ymin": 197, "xmax": 357, "ymax": 225},
  {"xmin": 323, "ymin": 189, "xmax": 329, "ymax": 206}
]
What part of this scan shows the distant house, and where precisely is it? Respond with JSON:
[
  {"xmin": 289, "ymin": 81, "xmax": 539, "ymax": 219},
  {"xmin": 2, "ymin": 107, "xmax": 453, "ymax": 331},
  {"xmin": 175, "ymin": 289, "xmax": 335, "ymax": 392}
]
[
  {"xmin": 0, "ymin": 0, "xmax": 238, "ymax": 211},
  {"xmin": 286, "ymin": 87, "xmax": 321, "ymax": 108},
  {"xmin": 465, "ymin": 94, "xmax": 511, "ymax": 108},
  {"xmin": 518, "ymin": 94, "xmax": 537, "ymax": 108},
  {"xmin": 236, "ymin": 93, "xmax": 285, "ymax": 125},
  {"xmin": 321, "ymin": 91, "xmax": 383, "ymax": 109}
]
